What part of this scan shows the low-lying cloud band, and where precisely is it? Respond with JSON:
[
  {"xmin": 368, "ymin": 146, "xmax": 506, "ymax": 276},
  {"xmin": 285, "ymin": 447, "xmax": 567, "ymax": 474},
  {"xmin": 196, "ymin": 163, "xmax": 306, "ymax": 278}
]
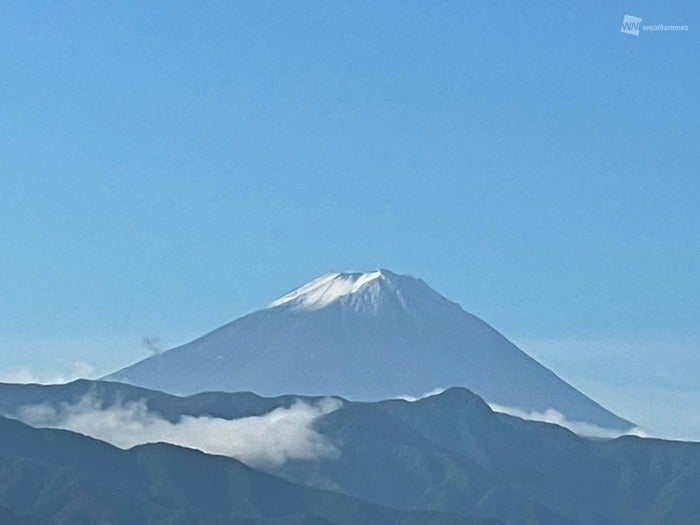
[{"xmin": 15, "ymin": 395, "xmax": 342, "ymax": 467}]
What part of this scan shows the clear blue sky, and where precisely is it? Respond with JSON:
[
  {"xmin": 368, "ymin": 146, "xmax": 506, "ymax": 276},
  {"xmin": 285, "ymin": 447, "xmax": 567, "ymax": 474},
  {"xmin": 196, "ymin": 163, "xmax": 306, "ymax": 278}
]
[{"xmin": 1, "ymin": 2, "xmax": 698, "ymax": 438}]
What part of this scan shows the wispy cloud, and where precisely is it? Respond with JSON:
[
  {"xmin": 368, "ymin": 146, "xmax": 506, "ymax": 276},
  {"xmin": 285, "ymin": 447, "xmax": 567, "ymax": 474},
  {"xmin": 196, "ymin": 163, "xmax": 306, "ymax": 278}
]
[
  {"xmin": 0, "ymin": 361, "xmax": 96, "ymax": 385},
  {"xmin": 397, "ymin": 387, "xmax": 446, "ymax": 402},
  {"xmin": 0, "ymin": 335, "xmax": 177, "ymax": 387},
  {"xmin": 15, "ymin": 394, "xmax": 342, "ymax": 467},
  {"xmin": 511, "ymin": 334, "xmax": 700, "ymax": 440},
  {"xmin": 489, "ymin": 402, "xmax": 648, "ymax": 439},
  {"xmin": 141, "ymin": 337, "xmax": 165, "ymax": 355}
]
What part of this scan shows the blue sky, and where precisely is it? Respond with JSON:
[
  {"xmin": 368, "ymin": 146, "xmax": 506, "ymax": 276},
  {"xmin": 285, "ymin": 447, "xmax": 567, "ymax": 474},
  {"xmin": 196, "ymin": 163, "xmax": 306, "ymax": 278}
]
[{"xmin": 1, "ymin": 2, "xmax": 698, "ymax": 438}]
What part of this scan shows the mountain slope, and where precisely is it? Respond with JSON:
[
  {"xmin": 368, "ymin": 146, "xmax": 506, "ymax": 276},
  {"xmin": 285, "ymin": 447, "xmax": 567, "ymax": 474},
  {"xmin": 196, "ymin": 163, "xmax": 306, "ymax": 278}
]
[
  {"xmin": 105, "ymin": 270, "xmax": 631, "ymax": 431},
  {"xmin": 0, "ymin": 414, "xmax": 498, "ymax": 525},
  {"xmin": 277, "ymin": 388, "xmax": 700, "ymax": 525},
  {"xmin": 2, "ymin": 381, "xmax": 699, "ymax": 525},
  {"xmin": 0, "ymin": 505, "xmax": 42, "ymax": 525}
]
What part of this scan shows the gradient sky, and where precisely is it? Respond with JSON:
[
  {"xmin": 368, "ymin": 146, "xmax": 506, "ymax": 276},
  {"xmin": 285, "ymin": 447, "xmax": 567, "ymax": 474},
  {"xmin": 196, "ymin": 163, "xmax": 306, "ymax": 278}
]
[{"xmin": 1, "ymin": 2, "xmax": 698, "ymax": 439}]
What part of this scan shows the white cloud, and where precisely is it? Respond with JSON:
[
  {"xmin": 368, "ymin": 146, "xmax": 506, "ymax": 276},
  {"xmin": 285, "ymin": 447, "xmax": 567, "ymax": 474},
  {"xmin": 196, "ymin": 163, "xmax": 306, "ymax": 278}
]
[
  {"xmin": 509, "ymin": 334, "xmax": 700, "ymax": 441},
  {"xmin": 397, "ymin": 387, "xmax": 446, "ymax": 402},
  {"xmin": 15, "ymin": 395, "xmax": 342, "ymax": 467},
  {"xmin": 488, "ymin": 402, "xmax": 649, "ymax": 439},
  {"xmin": 0, "ymin": 361, "xmax": 96, "ymax": 385},
  {"xmin": 573, "ymin": 381, "xmax": 700, "ymax": 442}
]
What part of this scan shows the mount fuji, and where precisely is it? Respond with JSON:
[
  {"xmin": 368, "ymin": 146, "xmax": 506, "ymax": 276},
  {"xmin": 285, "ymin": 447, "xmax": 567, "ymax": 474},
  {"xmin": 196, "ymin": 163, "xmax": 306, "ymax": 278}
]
[{"xmin": 105, "ymin": 269, "xmax": 632, "ymax": 432}]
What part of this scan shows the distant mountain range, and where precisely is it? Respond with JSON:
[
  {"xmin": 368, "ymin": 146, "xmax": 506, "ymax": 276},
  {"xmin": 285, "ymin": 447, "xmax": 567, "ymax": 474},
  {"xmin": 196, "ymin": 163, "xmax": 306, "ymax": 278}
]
[
  {"xmin": 2, "ymin": 380, "xmax": 699, "ymax": 525},
  {"xmin": 7, "ymin": 270, "xmax": 693, "ymax": 524},
  {"xmin": 105, "ymin": 269, "xmax": 632, "ymax": 433},
  {"xmin": 0, "ymin": 410, "xmax": 496, "ymax": 525}
]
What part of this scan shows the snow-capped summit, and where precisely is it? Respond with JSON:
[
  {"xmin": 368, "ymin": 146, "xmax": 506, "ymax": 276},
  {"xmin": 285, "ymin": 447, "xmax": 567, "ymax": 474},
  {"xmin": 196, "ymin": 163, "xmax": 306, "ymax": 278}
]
[
  {"xmin": 105, "ymin": 269, "xmax": 633, "ymax": 433},
  {"xmin": 269, "ymin": 270, "xmax": 388, "ymax": 309},
  {"xmin": 268, "ymin": 269, "xmax": 446, "ymax": 312}
]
